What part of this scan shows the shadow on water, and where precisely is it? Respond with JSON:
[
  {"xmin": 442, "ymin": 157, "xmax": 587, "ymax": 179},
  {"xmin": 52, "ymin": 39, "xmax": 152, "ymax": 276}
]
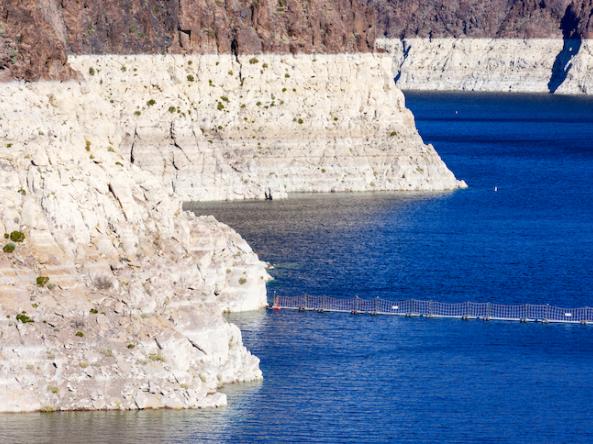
[{"xmin": 548, "ymin": 5, "xmax": 582, "ymax": 93}]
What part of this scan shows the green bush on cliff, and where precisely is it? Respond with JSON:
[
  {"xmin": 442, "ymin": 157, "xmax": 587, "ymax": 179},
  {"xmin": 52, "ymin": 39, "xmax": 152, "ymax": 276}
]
[
  {"xmin": 239, "ymin": 277, "xmax": 247, "ymax": 285},
  {"xmin": 148, "ymin": 353, "xmax": 165, "ymax": 362},
  {"xmin": 147, "ymin": 99, "xmax": 156, "ymax": 107},
  {"xmin": 3, "ymin": 243, "xmax": 15, "ymax": 253},
  {"xmin": 88, "ymin": 67, "xmax": 95, "ymax": 76},
  {"xmin": 16, "ymin": 312, "xmax": 33, "ymax": 324},
  {"xmin": 168, "ymin": 106, "xmax": 177, "ymax": 113},
  {"xmin": 3, "ymin": 233, "xmax": 8, "ymax": 239},
  {"xmin": 75, "ymin": 331, "xmax": 84, "ymax": 337},
  {"xmin": 217, "ymin": 102, "xmax": 225, "ymax": 111},
  {"xmin": 9, "ymin": 231, "xmax": 25, "ymax": 242},
  {"xmin": 249, "ymin": 57, "xmax": 259, "ymax": 64},
  {"xmin": 36, "ymin": 276, "xmax": 50, "ymax": 287},
  {"xmin": 187, "ymin": 74, "xmax": 195, "ymax": 82}
]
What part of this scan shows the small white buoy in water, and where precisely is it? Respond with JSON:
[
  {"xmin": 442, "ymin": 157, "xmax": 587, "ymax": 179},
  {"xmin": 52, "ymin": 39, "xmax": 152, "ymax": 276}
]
[{"xmin": 494, "ymin": 186, "xmax": 498, "ymax": 192}]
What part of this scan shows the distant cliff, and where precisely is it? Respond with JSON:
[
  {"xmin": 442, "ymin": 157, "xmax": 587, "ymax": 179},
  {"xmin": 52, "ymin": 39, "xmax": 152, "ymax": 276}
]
[{"xmin": 3, "ymin": 0, "xmax": 593, "ymax": 82}]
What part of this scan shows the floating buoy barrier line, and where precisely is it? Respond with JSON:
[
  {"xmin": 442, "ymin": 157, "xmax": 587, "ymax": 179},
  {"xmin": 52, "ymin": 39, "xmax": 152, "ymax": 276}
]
[{"xmin": 268, "ymin": 295, "xmax": 593, "ymax": 325}]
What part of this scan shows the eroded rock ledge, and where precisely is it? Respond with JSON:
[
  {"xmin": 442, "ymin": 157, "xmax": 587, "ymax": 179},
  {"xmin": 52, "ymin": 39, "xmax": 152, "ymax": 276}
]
[{"xmin": 0, "ymin": 53, "xmax": 464, "ymax": 412}]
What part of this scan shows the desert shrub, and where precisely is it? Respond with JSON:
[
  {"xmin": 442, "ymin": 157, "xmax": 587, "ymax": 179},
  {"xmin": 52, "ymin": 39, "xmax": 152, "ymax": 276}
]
[
  {"xmin": 75, "ymin": 331, "xmax": 84, "ymax": 337},
  {"xmin": 3, "ymin": 243, "xmax": 15, "ymax": 253},
  {"xmin": 168, "ymin": 106, "xmax": 176, "ymax": 113},
  {"xmin": 239, "ymin": 277, "xmax": 247, "ymax": 285},
  {"xmin": 36, "ymin": 276, "xmax": 49, "ymax": 287},
  {"xmin": 88, "ymin": 67, "xmax": 95, "ymax": 76},
  {"xmin": 249, "ymin": 57, "xmax": 259, "ymax": 64},
  {"xmin": 148, "ymin": 353, "xmax": 165, "ymax": 362},
  {"xmin": 89, "ymin": 308, "xmax": 98, "ymax": 314},
  {"xmin": 187, "ymin": 74, "xmax": 195, "ymax": 82},
  {"xmin": 10, "ymin": 231, "xmax": 25, "ymax": 242},
  {"xmin": 16, "ymin": 312, "xmax": 33, "ymax": 323},
  {"xmin": 147, "ymin": 99, "xmax": 156, "ymax": 106},
  {"xmin": 217, "ymin": 102, "xmax": 225, "ymax": 111}
]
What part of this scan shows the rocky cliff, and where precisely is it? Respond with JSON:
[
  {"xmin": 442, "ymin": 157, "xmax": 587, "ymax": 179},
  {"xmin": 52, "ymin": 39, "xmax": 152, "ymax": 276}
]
[
  {"xmin": 377, "ymin": 37, "xmax": 593, "ymax": 94},
  {"xmin": 0, "ymin": 75, "xmax": 270, "ymax": 412},
  {"xmin": 0, "ymin": 50, "xmax": 464, "ymax": 412},
  {"xmin": 65, "ymin": 53, "xmax": 462, "ymax": 201},
  {"xmin": 3, "ymin": 0, "xmax": 593, "ymax": 82},
  {"xmin": 0, "ymin": 0, "xmax": 468, "ymax": 413}
]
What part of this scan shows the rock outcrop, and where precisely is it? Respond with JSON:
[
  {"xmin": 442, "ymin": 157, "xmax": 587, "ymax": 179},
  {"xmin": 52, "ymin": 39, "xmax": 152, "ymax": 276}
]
[
  {"xmin": 65, "ymin": 53, "xmax": 463, "ymax": 201},
  {"xmin": 0, "ymin": 76, "xmax": 269, "ymax": 412},
  {"xmin": 378, "ymin": 37, "xmax": 593, "ymax": 94}
]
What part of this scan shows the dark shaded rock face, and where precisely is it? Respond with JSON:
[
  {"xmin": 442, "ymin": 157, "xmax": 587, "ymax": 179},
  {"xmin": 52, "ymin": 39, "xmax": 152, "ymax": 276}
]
[
  {"xmin": 0, "ymin": 0, "xmax": 77, "ymax": 81},
  {"xmin": 2, "ymin": 0, "xmax": 593, "ymax": 81}
]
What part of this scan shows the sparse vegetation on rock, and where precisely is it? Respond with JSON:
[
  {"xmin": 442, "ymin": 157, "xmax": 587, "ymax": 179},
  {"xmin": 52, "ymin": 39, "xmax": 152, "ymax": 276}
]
[
  {"xmin": 36, "ymin": 276, "xmax": 50, "ymax": 287},
  {"xmin": 10, "ymin": 231, "xmax": 25, "ymax": 243}
]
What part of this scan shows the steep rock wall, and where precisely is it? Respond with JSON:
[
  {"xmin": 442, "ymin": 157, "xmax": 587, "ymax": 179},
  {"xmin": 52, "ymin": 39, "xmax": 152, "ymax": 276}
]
[
  {"xmin": 0, "ymin": 78, "xmax": 269, "ymax": 412},
  {"xmin": 0, "ymin": 52, "xmax": 464, "ymax": 412},
  {"xmin": 4, "ymin": 0, "xmax": 593, "ymax": 82},
  {"xmin": 65, "ymin": 53, "xmax": 464, "ymax": 201},
  {"xmin": 378, "ymin": 38, "xmax": 593, "ymax": 94}
]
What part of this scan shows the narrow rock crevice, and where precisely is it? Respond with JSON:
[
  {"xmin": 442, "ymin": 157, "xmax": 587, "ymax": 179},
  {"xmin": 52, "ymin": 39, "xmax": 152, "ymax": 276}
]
[{"xmin": 394, "ymin": 38, "xmax": 410, "ymax": 84}]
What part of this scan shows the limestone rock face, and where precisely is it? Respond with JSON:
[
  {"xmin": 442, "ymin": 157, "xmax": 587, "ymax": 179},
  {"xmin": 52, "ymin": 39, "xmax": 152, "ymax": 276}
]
[
  {"xmin": 66, "ymin": 53, "xmax": 465, "ymax": 201},
  {"xmin": 0, "ymin": 52, "xmax": 463, "ymax": 412},
  {"xmin": 378, "ymin": 38, "xmax": 593, "ymax": 95},
  {"xmin": 0, "ymin": 78, "xmax": 269, "ymax": 412}
]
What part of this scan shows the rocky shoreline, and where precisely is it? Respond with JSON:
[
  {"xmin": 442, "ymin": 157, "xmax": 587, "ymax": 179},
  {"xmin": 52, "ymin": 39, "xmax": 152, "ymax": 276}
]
[{"xmin": 0, "ymin": 51, "xmax": 465, "ymax": 412}]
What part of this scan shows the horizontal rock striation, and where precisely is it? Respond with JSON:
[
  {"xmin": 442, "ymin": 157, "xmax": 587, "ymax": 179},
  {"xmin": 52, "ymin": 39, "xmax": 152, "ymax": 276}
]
[
  {"xmin": 3, "ymin": 0, "xmax": 593, "ymax": 82},
  {"xmin": 65, "ymin": 53, "xmax": 464, "ymax": 201},
  {"xmin": 378, "ymin": 37, "xmax": 593, "ymax": 94}
]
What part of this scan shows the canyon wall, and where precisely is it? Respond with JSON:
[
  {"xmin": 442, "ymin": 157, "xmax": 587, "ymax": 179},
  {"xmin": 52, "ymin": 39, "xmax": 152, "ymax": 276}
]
[
  {"xmin": 66, "ymin": 53, "xmax": 463, "ymax": 201},
  {"xmin": 3, "ymin": 0, "xmax": 593, "ymax": 83},
  {"xmin": 378, "ymin": 38, "xmax": 593, "ymax": 94},
  {"xmin": 0, "ymin": 74, "xmax": 270, "ymax": 412},
  {"xmin": 0, "ymin": 51, "xmax": 464, "ymax": 412}
]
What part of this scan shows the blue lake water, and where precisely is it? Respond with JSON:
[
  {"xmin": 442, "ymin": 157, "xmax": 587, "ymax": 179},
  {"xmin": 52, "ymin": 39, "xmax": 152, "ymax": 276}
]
[{"xmin": 4, "ymin": 92, "xmax": 593, "ymax": 442}]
